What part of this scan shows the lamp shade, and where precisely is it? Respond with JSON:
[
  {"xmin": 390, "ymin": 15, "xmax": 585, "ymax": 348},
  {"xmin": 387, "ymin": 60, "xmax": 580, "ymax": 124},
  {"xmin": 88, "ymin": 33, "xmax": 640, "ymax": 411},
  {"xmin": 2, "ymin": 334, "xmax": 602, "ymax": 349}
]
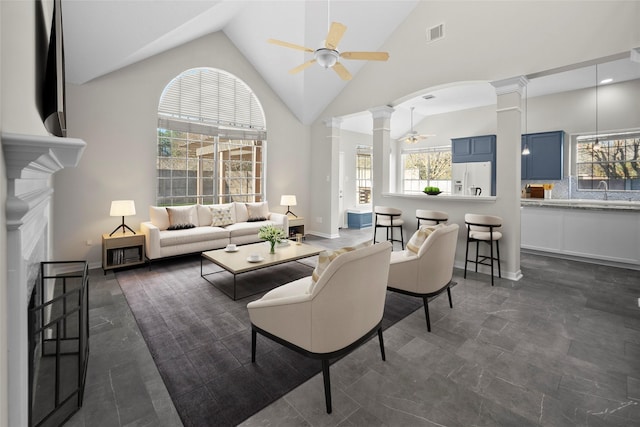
[
  {"xmin": 280, "ymin": 195, "xmax": 297, "ymax": 206},
  {"xmin": 110, "ymin": 200, "xmax": 136, "ymax": 217}
]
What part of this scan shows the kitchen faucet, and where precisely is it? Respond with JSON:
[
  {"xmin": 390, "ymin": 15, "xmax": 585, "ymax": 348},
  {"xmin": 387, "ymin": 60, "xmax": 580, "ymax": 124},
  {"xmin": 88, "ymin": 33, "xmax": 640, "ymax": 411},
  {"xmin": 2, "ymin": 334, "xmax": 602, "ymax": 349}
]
[{"xmin": 597, "ymin": 180, "xmax": 608, "ymax": 200}]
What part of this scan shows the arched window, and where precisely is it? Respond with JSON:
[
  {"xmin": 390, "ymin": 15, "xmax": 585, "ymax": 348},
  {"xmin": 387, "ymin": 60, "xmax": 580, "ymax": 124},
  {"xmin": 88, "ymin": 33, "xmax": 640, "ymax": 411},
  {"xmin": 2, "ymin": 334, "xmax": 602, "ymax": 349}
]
[{"xmin": 156, "ymin": 68, "xmax": 266, "ymax": 205}]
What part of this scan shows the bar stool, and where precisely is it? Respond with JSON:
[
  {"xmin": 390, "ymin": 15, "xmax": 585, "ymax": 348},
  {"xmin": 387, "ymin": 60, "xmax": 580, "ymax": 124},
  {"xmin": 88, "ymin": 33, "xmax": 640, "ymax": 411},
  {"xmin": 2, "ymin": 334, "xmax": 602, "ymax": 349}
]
[
  {"xmin": 464, "ymin": 214, "xmax": 502, "ymax": 286},
  {"xmin": 416, "ymin": 209, "xmax": 448, "ymax": 229},
  {"xmin": 373, "ymin": 206, "xmax": 404, "ymax": 249}
]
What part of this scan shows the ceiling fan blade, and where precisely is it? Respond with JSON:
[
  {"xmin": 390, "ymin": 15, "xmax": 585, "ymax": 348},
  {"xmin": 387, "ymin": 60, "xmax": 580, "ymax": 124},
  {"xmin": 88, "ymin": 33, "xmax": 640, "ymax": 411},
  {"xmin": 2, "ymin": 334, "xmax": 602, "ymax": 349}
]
[
  {"xmin": 340, "ymin": 51, "xmax": 390, "ymax": 61},
  {"xmin": 289, "ymin": 59, "xmax": 316, "ymax": 74},
  {"xmin": 333, "ymin": 62, "xmax": 352, "ymax": 81},
  {"xmin": 325, "ymin": 22, "xmax": 347, "ymax": 50},
  {"xmin": 268, "ymin": 38, "xmax": 314, "ymax": 53}
]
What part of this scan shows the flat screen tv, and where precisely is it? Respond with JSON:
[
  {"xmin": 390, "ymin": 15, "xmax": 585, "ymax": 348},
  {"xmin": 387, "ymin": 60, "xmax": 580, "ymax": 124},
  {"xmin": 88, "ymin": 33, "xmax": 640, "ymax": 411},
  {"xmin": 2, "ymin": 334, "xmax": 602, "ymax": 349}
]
[{"xmin": 42, "ymin": 0, "xmax": 66, "ymax": 137}]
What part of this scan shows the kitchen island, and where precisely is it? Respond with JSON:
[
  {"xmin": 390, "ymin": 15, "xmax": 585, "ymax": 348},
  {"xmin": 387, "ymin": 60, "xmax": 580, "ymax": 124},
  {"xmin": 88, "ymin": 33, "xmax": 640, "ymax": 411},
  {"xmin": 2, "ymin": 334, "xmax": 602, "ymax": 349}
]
[{"xmin": 521, "ymin": 199, "xmax": 640, "ymax": 270}]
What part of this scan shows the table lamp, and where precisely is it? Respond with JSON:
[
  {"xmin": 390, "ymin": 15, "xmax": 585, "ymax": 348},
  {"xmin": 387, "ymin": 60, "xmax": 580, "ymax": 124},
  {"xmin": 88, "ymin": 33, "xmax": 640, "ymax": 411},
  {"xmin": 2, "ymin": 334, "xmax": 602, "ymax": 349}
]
[
  {"xmin": 280, "ymin": 195, "xmax": 297, "ymax": 217},
  {"xmin": 110, "ymin": 200, "xmax": 136, "ymax": 236}
]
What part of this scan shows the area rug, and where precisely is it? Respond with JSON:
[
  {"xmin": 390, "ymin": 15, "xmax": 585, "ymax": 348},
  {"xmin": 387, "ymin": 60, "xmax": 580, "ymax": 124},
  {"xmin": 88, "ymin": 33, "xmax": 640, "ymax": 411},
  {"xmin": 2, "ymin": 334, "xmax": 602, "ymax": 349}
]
[{"xmin": 116, "ymin": 255, "xmax": 423, "ymax": 427}]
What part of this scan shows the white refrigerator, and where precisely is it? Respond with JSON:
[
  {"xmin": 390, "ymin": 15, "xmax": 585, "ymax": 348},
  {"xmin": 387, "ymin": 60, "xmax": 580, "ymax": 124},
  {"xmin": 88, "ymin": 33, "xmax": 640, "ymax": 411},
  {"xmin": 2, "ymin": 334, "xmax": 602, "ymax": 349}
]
[{"xmin": 452, "ymin": 161, "xmax": 492, "ymax": 196}]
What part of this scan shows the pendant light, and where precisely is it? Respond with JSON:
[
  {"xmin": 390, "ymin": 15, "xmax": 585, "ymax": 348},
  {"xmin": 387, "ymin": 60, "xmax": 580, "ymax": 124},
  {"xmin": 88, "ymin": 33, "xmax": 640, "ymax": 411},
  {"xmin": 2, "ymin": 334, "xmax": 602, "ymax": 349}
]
[{"xmin": 522, "ymin": 85, "xmax": 530, "ymax": 155}]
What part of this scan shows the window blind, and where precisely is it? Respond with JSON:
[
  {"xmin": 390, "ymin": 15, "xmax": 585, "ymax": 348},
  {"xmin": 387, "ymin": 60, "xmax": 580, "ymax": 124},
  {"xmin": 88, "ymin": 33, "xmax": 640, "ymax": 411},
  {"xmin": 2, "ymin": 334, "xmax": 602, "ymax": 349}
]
[{"xmin": 158, "ymin": 68, "xmax": 266, "ymax": 131}]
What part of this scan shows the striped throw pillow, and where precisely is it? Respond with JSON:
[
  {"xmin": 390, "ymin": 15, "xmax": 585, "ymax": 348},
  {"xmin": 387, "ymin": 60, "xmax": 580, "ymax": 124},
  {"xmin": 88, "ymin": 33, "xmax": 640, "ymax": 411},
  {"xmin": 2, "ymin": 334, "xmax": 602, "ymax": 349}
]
[{"xmin": 309, "ymin": 240, "xmax": 372, "ymax": 291}]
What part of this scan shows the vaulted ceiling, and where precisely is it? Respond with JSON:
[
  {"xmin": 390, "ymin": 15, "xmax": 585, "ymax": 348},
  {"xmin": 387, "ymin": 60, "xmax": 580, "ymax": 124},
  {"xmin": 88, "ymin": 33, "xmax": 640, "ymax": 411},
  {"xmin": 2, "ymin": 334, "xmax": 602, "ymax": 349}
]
[
  {"xmin": 62, "ymin": 0, "xmax": 419, "ymax": 126},
  {"xmin": 62, "ymin": 1, "xmax": 640, "ymax": 139}
]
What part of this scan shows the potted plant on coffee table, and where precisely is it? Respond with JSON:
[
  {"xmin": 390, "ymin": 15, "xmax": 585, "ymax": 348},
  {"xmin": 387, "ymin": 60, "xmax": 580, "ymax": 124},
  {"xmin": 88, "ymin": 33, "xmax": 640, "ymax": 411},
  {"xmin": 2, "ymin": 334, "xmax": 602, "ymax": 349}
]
[{"xmin": 259, "ymin": 225, "xmax": 286, "ymax": 254}]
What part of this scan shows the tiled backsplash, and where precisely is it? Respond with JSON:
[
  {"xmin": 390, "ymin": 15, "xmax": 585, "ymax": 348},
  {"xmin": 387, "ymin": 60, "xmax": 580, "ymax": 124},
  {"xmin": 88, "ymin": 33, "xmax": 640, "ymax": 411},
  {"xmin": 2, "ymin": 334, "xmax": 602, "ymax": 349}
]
[{"xmin": 523, "ymin": 176, "xmax": 640, "ymax": 202}]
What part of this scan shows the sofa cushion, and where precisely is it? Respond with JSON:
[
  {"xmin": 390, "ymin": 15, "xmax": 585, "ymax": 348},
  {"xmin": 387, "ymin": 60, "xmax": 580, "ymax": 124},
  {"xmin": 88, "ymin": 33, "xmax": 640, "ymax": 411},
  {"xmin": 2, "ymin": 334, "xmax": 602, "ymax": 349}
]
[
  {"xmin": 234, "ymin": 202, "xmax": 249, "ymax": 223},
  {"xmin": 159, "ymin": 226, "xmax": 229, "ymax": 247},
  {"xmin": 166, "ymin": 205, "xmax": 197, "ymax": 228},
  {"xmin": 225, "ymin": 220, "xmax": 277, "ymax": 238},
  {"xmin": 149, "ymin": 206, "xmax": 170, "ymax": 230},
  {"xmin": 309, "ymin": 240, "xmax": 372, "ymax": 290},
  {"xmin": 246, "ymin": 202, "xmax": 270, "ymax": 221}
]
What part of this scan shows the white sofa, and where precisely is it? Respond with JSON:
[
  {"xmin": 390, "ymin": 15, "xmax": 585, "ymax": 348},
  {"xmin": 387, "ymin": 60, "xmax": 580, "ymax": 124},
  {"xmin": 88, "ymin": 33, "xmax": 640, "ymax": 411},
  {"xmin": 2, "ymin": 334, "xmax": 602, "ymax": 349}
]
[{"xmin": 140, "ymin": 202, "xmax": 288, "ymax": 261}]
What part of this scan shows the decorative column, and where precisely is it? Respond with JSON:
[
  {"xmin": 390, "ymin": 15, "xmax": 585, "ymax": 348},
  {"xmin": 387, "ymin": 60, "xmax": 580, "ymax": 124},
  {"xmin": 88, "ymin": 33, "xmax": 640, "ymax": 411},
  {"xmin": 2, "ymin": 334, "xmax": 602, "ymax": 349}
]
[
  {"xmin": 324, "ymin": 117, "xmax": 342, "ymax": 238},
  {"xmin": 368, "ymin": 106, "xmax": 394, "ymax": 206},
  {"xmin": 490, "ymin": 76, "xmax": 527, "ymax": 280}
]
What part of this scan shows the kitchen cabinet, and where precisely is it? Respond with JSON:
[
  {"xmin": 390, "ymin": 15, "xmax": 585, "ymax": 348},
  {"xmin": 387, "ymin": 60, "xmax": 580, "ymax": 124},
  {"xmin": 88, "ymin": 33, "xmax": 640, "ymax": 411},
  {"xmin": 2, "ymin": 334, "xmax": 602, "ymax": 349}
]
[
  {"xmin": 521, "ymin": 131, "xmax": 564, "ymax": 180},
  {"xmin": 521, "ymin": 204, "xmax": 640, "ymax": 269},
  {"xmin": 451, "ymin": 135, "xmax": 496, "ymax": 163},
  {"xmin": 451, "ymin": 135, "xmax": 496, "ymax": 195}
]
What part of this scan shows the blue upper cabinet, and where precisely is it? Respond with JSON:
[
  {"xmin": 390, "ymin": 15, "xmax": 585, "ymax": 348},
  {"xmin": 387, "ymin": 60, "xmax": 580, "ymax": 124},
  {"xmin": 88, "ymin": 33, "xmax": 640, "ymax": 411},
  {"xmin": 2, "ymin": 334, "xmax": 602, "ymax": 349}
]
[
  {"xmin": 521, "ymin": 131, "xmax": 564, "ymax": 180},
  {"xmin": 451, "ymin": 135, "xmax": 496, "ymax": 196},
  {"xmin": 451, "ymin": 135, "xmax": 496, "ymax": 163}
]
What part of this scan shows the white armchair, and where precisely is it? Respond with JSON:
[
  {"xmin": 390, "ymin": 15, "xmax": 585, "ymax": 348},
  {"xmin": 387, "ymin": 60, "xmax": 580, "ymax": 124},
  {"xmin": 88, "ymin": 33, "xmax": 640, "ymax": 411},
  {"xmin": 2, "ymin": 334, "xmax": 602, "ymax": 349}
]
[
  {"xmin": 387, "ymin": 223, "xmax": 459, "ymax": 332},
  {"xmin": 247, "ymin": 241, "xmax": 392, "ymax": 414}
]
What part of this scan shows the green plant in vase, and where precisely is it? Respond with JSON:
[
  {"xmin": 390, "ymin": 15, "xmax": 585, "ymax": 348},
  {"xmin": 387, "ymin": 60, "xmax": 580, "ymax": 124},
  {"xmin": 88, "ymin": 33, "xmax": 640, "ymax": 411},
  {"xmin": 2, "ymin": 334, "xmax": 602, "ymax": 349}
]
[{"xmin": 258, "ymin": 225, "xmax": 286, "ymax": 254}]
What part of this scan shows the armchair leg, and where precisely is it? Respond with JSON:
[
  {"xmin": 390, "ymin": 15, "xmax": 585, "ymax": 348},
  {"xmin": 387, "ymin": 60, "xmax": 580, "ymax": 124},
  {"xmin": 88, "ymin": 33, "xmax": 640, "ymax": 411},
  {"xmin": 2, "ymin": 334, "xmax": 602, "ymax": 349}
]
[
  {"xmin": 251, "ymin": 329, "xmax": 257, "ymax": 363},
  {"xmin": 422, "ymin": 297, "xmax": 431, "ymax": 332},
  {"xmin": 322, "ymin": 359, "xmax": 332, "ymax": 414},
  {"xmin": 447, "ymin": 286, "xmax": 453, "ymax": 308},
  {"xmin": 377, "ymin": 327, "xmax": 386, "ymax": 361}
]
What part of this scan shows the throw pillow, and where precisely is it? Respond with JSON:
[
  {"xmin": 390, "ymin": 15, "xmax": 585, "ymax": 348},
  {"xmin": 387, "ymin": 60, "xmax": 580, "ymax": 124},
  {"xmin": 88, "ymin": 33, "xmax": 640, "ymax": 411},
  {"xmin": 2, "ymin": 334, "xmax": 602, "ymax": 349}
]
[
  {"xmin": 166, "ymin": 206, "xmax": 196, "ymax": 228},
  {"xmin": 210, "ymin": 205, "xmax": 234, "ymax": 227},
  {"xmin": 309, "ymin": 240, "xmax": 372, "ymax": 290},
  {"xmin": 167, "ymin": 223, "xmax": 196, "ymax": 230},
  {"xmin": 246, "ymin": 202, "xmax": 269, "ymax": 221},
  {"xmin": 405, "ymin": 225, "xmax": 439, "ymax": 256}
]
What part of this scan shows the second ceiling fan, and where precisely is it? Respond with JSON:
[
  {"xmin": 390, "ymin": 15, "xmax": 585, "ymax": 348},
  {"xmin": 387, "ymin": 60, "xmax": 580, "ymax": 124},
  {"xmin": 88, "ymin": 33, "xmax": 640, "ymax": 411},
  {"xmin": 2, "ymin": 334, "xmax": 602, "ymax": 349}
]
[{"xmin": 268, "ymin": 21, "xmax": 389, "ymax": 81}]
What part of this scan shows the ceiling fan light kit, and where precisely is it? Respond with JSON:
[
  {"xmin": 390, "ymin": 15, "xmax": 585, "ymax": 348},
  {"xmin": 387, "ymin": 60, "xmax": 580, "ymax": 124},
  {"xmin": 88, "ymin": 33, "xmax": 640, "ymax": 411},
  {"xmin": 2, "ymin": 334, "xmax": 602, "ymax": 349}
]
[
  {"xmin": 315, "ymin": 48, "xmax": 339, "ymax": 68},
  {"xmin": 268, "ymin": 19, "xmax": 389, "ymax": 81}
]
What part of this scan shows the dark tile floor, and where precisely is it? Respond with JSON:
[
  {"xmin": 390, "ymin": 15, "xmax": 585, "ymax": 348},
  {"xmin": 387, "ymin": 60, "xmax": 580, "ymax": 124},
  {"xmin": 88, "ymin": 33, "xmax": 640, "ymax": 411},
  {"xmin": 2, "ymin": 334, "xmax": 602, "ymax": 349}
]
[{"xmin": 67, "ymin": 228, "xmax": 640, "ymax": 426}]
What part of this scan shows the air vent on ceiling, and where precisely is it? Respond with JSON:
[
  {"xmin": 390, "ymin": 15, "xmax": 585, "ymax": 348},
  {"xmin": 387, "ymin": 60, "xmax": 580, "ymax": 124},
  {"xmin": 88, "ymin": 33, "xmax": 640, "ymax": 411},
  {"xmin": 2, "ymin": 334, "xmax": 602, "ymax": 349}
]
[{"xmin": 426, "ymin": 23, "xmax": 445, "ymax": 43}]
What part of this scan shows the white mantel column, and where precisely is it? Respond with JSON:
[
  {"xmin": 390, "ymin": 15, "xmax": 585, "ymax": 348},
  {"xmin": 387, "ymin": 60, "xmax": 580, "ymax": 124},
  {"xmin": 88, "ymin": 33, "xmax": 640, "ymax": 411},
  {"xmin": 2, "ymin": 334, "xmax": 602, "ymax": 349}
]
[
  {"xmin": 324, "ymin": 117, "xmax": 342, "ymax": 238},
  {"xmin": 369, "ymin": 106, "xmax": 394, "ymax": 206},
  {"xmin": 490, "ymin": 76, "xmax": 527, "ymax": 280},
  {"xmin": 2, "ymin": 132, "xmax": 86, "ymax": 427}
]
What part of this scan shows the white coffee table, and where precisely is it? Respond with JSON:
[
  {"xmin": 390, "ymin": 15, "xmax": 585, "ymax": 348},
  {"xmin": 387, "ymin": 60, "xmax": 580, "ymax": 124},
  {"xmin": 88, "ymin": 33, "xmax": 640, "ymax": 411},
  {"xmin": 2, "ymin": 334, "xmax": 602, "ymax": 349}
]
[{"xmin": 200, "ymin": 241, "xmax": 323, "ymax": 300}]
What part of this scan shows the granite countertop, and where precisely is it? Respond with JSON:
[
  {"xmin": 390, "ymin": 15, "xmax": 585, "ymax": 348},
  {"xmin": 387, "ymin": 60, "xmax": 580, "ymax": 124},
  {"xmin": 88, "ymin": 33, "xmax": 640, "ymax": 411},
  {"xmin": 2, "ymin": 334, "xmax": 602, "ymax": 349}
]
[{"xmin": 521, "ymin": 198, "xmax": 640, "ymax": 211}]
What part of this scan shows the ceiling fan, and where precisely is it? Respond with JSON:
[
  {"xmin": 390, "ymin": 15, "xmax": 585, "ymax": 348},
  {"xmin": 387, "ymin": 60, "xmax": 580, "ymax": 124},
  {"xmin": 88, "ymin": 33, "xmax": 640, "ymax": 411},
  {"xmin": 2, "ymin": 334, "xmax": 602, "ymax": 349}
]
[
  {"xmin": 268, "ymin": 21, "xmax": 389, "ymax": 81},
  {"xmin": 403, "ymin": 107, "xmax": 434, "ymax": 144}
]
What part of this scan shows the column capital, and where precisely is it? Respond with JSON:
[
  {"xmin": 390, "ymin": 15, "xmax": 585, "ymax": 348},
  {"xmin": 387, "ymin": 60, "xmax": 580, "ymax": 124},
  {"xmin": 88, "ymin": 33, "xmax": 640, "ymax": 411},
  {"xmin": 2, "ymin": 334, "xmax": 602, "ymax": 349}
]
[
  {"xmin": 369, "ymin": 105, "xmax": 395, "ymax": 120},
  {"xmin": 323, "ymin": 117, "xmax": 342, "ymax": 128},
  {"xmin": 491, "ymin": 76, "xmax": 528, "ymax": 96}
]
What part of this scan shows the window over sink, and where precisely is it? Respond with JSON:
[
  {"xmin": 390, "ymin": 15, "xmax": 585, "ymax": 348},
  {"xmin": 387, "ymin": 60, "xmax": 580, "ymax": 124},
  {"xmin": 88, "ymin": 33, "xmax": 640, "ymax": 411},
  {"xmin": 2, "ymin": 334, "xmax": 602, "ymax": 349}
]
[{"xmin": 575, "ymin": 130, "xmax": 640, "ymax": 192}]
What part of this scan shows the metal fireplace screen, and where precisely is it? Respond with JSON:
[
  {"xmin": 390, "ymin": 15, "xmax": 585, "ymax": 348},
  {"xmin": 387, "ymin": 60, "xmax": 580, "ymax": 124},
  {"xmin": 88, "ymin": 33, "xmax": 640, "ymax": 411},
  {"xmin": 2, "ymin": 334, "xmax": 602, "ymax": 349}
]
[{"xmin": 28, "ymin": 261, "xmax": 89, "ymax": 427}]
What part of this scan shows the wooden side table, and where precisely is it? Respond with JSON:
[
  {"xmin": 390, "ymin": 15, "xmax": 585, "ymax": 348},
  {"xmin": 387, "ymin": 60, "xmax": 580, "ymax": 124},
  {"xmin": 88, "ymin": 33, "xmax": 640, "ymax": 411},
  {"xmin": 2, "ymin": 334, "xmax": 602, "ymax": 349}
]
[
  {"xmin": 287, "ymin": 216, "xmax": 305, "ymax": 239},
  {"xmin": 102, "ymin": 231, "xmax": 145, "ymax": 273}
]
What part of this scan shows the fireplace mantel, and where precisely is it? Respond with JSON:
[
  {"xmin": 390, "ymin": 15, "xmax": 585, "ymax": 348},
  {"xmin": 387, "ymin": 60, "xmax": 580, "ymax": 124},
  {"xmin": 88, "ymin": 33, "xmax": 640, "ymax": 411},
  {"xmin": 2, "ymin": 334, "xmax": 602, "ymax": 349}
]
[{"xmin": 2, "ymin": 131, "xmax": 86, "ymax": 427}]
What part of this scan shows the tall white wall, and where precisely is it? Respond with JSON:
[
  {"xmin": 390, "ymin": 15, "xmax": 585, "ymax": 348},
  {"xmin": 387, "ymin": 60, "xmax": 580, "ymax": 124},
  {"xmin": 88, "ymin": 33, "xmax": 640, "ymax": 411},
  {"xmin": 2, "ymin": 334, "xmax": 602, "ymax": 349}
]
[{"xmin": 55, "ymin": 31, "xmax": 310, "ymax": 266}]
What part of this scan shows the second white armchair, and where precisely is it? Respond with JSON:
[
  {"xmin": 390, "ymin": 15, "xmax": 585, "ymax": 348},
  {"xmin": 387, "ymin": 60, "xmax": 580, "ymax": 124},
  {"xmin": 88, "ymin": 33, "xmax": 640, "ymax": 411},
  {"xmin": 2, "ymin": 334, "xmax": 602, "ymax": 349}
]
[{"xmin": 387, "ymin": 223, "xmax": 459, "ymax": 332}]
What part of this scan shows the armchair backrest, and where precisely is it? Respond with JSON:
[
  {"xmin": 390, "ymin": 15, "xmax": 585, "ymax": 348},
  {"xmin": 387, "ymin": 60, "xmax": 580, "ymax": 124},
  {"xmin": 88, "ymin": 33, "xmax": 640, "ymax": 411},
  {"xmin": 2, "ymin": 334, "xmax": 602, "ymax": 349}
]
[
  {"xmin": 309, "ymin": 241, "xmax": 392, "ymax": 354},
  {"xmin": 415, "ymin": 223, "xmax": 459, "ymax": 293}
]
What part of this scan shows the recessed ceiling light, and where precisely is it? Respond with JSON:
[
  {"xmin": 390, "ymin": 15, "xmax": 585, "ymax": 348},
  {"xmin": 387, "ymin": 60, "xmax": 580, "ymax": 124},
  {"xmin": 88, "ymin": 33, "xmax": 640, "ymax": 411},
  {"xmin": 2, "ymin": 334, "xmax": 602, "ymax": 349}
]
[{"xmin": 600, "ymin": 78, "xmax": 613, "ymax": 84}]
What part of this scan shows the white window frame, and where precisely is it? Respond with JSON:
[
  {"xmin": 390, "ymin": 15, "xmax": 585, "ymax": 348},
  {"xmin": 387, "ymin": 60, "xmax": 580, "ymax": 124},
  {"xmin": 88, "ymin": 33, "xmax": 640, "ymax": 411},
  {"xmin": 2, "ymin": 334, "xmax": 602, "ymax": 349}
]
[
  {"xmin": 156, "ymin": 68, "xmax": 267, "ymax": 205},
  {"xmin": 400, "ymin": 146, "xmax": 452, "ymax": 194},
  {"xmin": 574, "ymin": 129, "xmax": 640, "ymax": 193}
]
